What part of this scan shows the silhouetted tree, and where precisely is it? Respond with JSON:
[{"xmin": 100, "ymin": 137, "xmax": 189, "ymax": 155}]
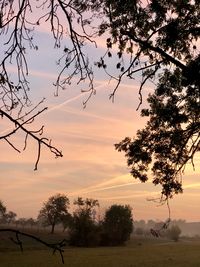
[
  {"xmin": 38, "ymin": 194, "xmax": 70, "ymax": 234},
  {"xmin": 69, "ymin": 197, "xmax": 100, "ymax": 246},
  {"xmin": 107, "ymin": 0, "xmax": 200, "ymax": 200},
  {"xmin": 167, "ymin": 224, "xmax": 182, "ymax": 242},
  {"xmin": 0, "ymin": 200, "xmax": 17, "ymax": 224},
  {"xmin": 4, "ymin": 211, "xmax": 17, "ymax": 224},
  {"xmin": 101, "ymin": 204, "xmax": 133, "ymax": 246}
]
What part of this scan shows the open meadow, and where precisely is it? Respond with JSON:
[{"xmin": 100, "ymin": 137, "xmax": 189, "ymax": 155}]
[{"xmin": 1, "ymin": 230, "xmax": 200, "ymax": 267}]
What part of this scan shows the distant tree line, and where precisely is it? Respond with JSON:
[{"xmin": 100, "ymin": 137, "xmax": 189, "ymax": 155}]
[
  {"xmin": 134, "ymin": 219, "xmax": 183, "ymax": 242},
  {"xmin": 0, "ymin": 194, "xmax": 134, "ymax": 247},
  {"xmin": 1, "ymin": 194, "xmax": 185, "ymax": 245},
  {"xmin": 0, "ymin": 200, "xmax": 17, "ymax": 225}
]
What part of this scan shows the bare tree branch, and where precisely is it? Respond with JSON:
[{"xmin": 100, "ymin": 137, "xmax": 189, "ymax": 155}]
[
  {"xmin": 0, "ymin": 0, "xmax": 98, "ymax": 168},
  {"xmin": 0, "ymin": 107, "xmax": 63, "ymax": 170},
  {"xmin": 0, "ymin": 228, "xmax": 68, "ymax": 264}
]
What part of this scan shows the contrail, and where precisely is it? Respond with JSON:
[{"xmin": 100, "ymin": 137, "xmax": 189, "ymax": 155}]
[
  {"xmin": 68, "ymin": 178, "xmax": 150, "ymax": 197},
  {"xmin": 0, "ymin": 82, "xmax": 107, "ymax": 135},
  {"xmin": 96, "ymin": 191, "xmax": 159, "ymax": 200},
  {"xmin": 45, "ymin": 92, "xmax": 88, "ymax": 113},
  {"xmin": 0, "ymin": 93, "xmax": 87, "ymax": 136},
  {"xmin": 46, "ymin": 81, "xmax": 108, "ymax": 113},
  {"xmin": 70, "ymin": 175, "xmax": 200, "ymax": 197},
  {"xmin": 68, "ymin": 182, "xmax": 140, "ymax": 196}
]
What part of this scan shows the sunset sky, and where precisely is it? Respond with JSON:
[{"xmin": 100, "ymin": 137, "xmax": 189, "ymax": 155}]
[{"xmin": 1, "ymin": 17, "xmax": 200, "ymax": 223}]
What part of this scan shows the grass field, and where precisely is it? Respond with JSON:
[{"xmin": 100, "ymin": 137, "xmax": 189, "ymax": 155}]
[{"xmin": 1, "ymin": 230, "xmax": 200, "ymax": 267}]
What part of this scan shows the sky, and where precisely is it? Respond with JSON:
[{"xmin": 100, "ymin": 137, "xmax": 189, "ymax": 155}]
[{"xmin": 1, "ymin": 7, "xmax": 200, "ymax": 222}]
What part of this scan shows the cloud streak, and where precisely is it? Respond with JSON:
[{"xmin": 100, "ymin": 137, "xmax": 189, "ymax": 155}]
[{"xmin": 68, "ymin": 173, "xmax": 148, "ymax": 196}]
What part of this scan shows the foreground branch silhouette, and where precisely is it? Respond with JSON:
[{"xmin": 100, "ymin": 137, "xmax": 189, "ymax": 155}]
[
  {"xmin": 0, "ymin": 105, "xmax": 63, "ymax": 170},
  {"xmin": 0, "ymin": 228, "xmax": 68, "ymax": 263},
  {"xmin": 0, "ymin": 0, "xmax": 97, "ymax": 168}
]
